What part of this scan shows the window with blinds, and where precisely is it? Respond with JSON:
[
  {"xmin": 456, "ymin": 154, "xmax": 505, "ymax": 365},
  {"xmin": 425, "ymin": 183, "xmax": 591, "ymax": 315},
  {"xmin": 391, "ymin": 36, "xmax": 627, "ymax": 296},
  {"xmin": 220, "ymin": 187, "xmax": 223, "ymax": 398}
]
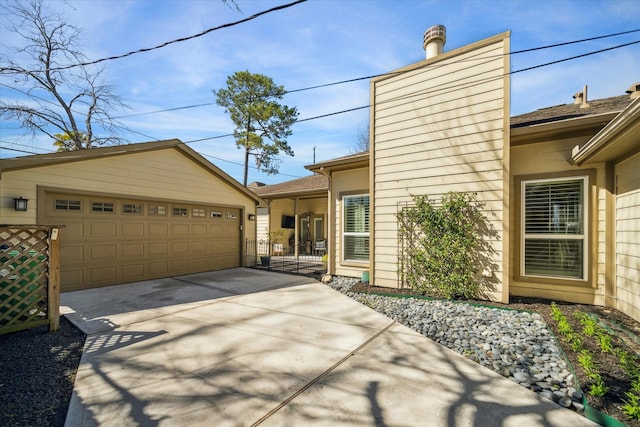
[
  {"xmin": 522, "ymin": 177, "xmax": 586, "ymax": 280},
  {"xmin": 343, "ymin": 194, "xmax": 369, "ymax": 262}
]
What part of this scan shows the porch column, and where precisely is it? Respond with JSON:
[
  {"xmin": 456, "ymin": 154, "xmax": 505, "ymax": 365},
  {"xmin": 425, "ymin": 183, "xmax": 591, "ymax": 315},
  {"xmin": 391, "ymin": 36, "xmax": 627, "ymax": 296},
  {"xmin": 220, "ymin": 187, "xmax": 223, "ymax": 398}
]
[{"xmin": 294, "ymin": 197, "xmax": 299, "ymax": 258}]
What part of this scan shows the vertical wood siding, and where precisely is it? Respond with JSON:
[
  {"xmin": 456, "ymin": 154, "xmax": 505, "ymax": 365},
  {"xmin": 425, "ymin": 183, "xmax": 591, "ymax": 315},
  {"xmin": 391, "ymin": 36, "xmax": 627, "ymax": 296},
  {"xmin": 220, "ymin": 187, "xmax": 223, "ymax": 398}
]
[{"xmin": 371, "ymin": 35, "xmax": 509, "ymax": 298}]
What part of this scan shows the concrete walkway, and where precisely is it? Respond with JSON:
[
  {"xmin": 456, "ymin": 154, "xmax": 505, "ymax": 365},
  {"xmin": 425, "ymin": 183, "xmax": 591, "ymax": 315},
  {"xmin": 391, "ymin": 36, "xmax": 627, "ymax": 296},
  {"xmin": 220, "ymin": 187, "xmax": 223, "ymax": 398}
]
[{"xmin": 61, "ymin": 268, "xmax": 597, "ymax": 427}]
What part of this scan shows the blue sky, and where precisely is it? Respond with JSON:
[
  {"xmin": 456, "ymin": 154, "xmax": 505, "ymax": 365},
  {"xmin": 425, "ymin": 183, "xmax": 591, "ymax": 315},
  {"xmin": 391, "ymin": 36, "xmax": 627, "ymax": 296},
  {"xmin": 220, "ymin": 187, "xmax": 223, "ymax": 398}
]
[{"xmin": 1, "ymin": 0, "xmax": 639, "ymax": 185}]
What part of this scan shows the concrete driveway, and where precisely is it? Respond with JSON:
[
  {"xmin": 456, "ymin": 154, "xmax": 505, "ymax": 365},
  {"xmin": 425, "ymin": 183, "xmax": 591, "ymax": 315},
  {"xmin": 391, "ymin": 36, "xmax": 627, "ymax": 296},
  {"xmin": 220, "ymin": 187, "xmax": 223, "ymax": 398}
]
[{"xmin": 61, "ymin": 268, "xmax": 596, "ymax": 427}]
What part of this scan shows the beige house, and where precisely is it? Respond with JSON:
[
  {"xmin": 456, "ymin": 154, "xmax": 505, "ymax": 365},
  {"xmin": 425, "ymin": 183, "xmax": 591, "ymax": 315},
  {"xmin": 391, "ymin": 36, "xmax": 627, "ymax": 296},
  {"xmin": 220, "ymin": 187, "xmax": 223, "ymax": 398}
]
[
  {"xmin": 302, "ymin": 28, "xmax": 639, "ymax": 322},
  {"xmin": 0, "ymin": 139, "xmax": 262, "ymax": 291}
]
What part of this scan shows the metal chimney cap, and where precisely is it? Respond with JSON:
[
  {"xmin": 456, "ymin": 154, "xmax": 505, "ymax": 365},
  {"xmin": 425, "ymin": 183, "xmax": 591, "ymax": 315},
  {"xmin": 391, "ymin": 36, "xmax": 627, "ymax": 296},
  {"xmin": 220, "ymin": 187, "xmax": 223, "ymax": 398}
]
[{"xmin": 423, "ymin": 25, "xmax": 447, "ymax": 49}]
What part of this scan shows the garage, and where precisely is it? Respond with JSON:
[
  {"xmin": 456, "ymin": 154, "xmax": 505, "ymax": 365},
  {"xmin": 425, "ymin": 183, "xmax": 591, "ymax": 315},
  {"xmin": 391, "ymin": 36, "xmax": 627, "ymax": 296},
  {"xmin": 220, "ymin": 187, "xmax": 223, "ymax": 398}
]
[
  {"xmin": 0, "ymin": 139, "xmax": 261, "ymax": 291},
  {"xmin": 43, "ymin": 191, "xmax": 242, "ymax": 291}
]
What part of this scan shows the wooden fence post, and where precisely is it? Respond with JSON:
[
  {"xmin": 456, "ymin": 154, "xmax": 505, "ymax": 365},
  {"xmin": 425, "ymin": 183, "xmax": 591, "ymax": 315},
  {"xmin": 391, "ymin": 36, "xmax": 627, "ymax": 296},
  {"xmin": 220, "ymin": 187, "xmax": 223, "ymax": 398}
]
[{"xmin": 48, "ymin": 228, "xmax": 60, "ymax": 332}]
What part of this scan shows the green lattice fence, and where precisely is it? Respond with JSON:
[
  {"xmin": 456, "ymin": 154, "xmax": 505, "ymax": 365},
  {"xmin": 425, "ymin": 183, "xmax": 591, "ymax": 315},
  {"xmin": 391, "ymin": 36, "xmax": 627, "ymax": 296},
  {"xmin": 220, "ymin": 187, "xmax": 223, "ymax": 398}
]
[{"xmin": 1, "ymin": 226, "xmax": 60, "ymax": 334}]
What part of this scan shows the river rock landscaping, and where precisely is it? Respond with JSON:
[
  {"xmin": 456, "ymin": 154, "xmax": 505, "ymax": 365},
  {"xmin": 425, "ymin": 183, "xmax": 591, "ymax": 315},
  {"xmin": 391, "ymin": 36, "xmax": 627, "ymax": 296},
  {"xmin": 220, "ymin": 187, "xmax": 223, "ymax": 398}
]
[{"xmin": 327, "ymin": 275, "xmax": 640, "ymax": 426}]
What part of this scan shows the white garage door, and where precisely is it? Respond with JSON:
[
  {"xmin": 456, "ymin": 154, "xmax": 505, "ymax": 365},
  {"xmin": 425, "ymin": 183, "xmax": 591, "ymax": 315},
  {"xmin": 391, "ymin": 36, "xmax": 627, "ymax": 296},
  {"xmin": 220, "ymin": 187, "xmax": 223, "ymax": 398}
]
[{"xmin": 43, "ymin": 191, "xmax": 242, "ymax": 291}]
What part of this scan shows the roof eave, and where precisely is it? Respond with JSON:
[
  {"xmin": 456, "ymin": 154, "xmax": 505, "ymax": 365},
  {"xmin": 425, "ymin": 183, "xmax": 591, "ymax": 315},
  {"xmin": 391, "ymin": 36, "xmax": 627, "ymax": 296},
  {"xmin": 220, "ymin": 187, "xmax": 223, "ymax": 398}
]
[
  {"xmin": 570, "ymin": 97, "xmax": 640, "ymax": 166},
  {"xmin": 510, "ymin": 112, "xmax": 620, "ymax": 146},
  {"xmin": 306, "ymin": 153, "xmax": 369, "ymax": 174}
]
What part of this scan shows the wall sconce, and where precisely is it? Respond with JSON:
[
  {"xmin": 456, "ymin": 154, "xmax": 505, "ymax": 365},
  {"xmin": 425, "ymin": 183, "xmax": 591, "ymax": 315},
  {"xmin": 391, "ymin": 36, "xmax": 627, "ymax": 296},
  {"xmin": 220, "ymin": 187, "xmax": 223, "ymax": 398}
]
[
  {"xmin": 248, "ymin": 213, "xmax": 256, "ymax": 221},
  {"xmin": 14, "ymin": 197, "xmax": 29, "ymax": 212}
]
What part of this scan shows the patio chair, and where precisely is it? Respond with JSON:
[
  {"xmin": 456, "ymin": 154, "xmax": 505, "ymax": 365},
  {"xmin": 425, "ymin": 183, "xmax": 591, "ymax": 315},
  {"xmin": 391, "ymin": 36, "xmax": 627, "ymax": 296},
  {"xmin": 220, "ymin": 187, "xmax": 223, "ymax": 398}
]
[{"xmin": 314, "ymin": 240, "xmax": 326, "ymax": 256}]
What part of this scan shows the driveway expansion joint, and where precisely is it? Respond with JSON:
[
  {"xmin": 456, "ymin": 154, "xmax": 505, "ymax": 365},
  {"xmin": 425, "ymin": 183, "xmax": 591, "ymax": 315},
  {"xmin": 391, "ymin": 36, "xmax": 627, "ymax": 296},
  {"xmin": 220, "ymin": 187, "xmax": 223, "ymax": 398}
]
[{"xmin": 250, "ymin": 320, "xmax": 397, "ymax": 426}]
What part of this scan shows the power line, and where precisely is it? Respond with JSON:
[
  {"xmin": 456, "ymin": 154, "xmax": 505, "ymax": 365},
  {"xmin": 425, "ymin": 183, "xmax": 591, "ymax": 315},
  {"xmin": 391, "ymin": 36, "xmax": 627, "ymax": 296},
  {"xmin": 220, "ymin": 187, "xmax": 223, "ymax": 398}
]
[
  {"xmin": 104, "ymin": 29, "xmax": 640, "ymax": 120},
  {"xmin": 0, "ymin": 145, "xmax": 42, "ymax": 155},
  {"xmin": 44, "ymin": 0, "xmax": 308, "ymax": 72}
]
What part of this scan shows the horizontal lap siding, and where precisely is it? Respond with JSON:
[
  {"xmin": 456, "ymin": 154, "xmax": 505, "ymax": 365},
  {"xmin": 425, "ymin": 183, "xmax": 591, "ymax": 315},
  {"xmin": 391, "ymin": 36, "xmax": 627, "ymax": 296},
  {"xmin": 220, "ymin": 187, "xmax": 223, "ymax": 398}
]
[
  {"xmin": 2, "ymin": 148, "xmax": 256, "ymax": 230},
  {"xmin": 371, "ymin": 36, "xmax": 509, "ymax": 297},
  {"xmin": 332, "ymin": 168, "xmax": 370, "ymax": 278},
  {"xmin": 616, "ymin": 152, "xmax": 640, "ymax": 322}
]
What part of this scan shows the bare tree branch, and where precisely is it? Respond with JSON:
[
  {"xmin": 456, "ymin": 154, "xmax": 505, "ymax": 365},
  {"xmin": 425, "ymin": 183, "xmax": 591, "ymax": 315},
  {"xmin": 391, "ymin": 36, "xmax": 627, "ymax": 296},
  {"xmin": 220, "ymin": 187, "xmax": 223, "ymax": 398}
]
[{"xmin": 0, "ymin": 0, "xmax": 128, "ymax": 151}]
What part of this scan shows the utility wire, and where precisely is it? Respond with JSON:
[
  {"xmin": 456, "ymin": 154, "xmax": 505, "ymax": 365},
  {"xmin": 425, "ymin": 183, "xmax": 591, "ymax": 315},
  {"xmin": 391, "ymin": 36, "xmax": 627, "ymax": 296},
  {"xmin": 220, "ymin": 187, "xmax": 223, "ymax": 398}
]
[
  {"xmin": 42, "ymin": 0, "xmax": 307, "ymax": 72},
  {"xmin": 103, "ymin": 29, "xmax": 640, "ymax": 120}
]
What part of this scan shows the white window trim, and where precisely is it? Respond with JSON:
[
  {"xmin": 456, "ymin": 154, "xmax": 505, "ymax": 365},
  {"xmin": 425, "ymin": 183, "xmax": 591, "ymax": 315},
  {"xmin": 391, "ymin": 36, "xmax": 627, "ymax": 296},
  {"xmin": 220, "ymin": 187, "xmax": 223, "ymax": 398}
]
[
  {"xmin": 342, "ymin": 193, "xmax": 370, "ymax": 263},
  {"xmin": 520, "ymin": 175, "xmax": 588, "ymax": 281}
]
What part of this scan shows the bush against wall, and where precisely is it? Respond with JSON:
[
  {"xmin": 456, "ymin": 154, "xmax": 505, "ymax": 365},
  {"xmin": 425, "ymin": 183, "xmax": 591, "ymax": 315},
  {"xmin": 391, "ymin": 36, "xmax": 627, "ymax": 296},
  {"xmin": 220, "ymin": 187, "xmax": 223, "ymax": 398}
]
[{"xmin": 397, "ymin": 192, "xmax": 498, "ymax": 300}]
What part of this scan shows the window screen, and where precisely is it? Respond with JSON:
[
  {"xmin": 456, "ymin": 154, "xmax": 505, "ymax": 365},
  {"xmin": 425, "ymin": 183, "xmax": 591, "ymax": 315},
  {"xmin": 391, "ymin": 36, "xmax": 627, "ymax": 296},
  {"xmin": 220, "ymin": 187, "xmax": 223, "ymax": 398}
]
[
  {"xmin": 522, "ymin": 177, "xmax": 586, "ymax": 279},
  {"xmin": 343, "ymin": 195, "xmax": 369, "ymax": 262}
]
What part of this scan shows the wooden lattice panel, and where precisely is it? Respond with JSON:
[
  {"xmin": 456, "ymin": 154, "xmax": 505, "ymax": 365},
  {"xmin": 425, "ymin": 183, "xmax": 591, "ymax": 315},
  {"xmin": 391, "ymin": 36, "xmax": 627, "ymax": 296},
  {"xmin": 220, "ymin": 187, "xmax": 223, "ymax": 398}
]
[{"xmin": 1, "ymin": 227, "xmax": 50, "ymax": 333}]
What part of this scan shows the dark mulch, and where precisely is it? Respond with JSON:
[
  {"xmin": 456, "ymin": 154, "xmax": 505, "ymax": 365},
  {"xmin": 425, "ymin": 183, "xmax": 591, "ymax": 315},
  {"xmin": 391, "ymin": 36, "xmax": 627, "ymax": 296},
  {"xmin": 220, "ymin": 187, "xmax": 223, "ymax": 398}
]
[
  {"xmin": 351, "ymin": 283, "xmax": 640, "ymax": 426},
  {"xmin": 0, "ymin": 317, "xmax": 85, "ymax": 427}
]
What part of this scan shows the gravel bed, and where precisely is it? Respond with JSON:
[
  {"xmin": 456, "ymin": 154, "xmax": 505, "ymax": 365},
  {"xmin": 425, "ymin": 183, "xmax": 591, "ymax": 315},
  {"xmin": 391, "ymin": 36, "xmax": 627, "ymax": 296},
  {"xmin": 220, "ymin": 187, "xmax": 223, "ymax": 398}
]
[{"xmin": 325, "ymin": 276, "xmax": 584, "ymax": 412}]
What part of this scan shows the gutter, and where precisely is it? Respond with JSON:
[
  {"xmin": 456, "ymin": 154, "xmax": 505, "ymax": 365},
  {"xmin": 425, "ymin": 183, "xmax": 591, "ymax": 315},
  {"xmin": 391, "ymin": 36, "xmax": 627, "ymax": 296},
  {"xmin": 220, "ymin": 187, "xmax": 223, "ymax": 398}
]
[{"xmin": 570, "ymin": 97, "xmax": 640, "ymax": 165}]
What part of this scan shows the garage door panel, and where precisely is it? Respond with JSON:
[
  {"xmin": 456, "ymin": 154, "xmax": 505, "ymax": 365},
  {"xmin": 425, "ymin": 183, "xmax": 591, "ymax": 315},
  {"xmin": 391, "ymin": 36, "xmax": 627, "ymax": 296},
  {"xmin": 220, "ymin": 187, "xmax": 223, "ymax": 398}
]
[
  {"xmin": 122, "ymin": 243, "xmax": 145, "ymax": 257},
  {"xmin": 170, "ymin": 259, "xmax": 190, "ymax": 272},
  {"xmin": 46, "ymin": 192, "xmax": 243, "ymax": 291},
  {"xmin": 209, "ymin": 223, "xmax": 223, "ymax": 234},
  {"xmin": 60, "ymin": 245, "xmax": 84, "ymax": 263},
  {"xmin": 192, "ymin": 224, "xmax": 207, "ymax": 236},
  {"xmin": 61, "ymin": 222, "xmax": 84, "ymax": 239},
  {"xmin": 88, "ymin": 222, "xmax": 117, "ymax": 238},
  {"xmin": 149, "ymin": 242, "xmax": 169, "ymax": 255},
  {"xmin": 147, "ymin": 262, "xmax": 168, "ymax": 275},
  {"xmin": 171, "ymin": 241, "xmax": 189, "ymax": 254},
  {"xmin": 90, "ymin": 244, "xmax": 117, "ymax": 260},
  {"xmin": 121, "ymin": 264, "xmax": 144, "ymax": 279},
  {"xmin": 190, "ymin": 239, "xmax": 206, "ymax": 250},
  {"xmin": 89, "ymin": 266, "xmax": 117, "ymax": 284},
  {"xmin": 63, "ymin": 269, "xmax": 84, "ymax": 290},
  {"xmin": 171, "ymin": 223, "xmax": 190, "ymax": 236},
  {"xmin": 122, "ymin": 222, "xmax": 145, "ymax": 238},
  {"xmin": 149, "ymin": 223, "xmax": 169, "ymax": 237}
]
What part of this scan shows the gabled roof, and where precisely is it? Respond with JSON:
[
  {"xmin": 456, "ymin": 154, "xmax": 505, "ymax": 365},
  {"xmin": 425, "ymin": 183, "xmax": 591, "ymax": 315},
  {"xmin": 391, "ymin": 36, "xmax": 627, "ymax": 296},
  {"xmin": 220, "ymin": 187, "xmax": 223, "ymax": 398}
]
[
  {"xmin": 250, "ymin": 174, "xmax": 328, "ymax": 199},
  {"xmin": 0, "ymin": 139, "xmax": 263, "ymax": 204}
]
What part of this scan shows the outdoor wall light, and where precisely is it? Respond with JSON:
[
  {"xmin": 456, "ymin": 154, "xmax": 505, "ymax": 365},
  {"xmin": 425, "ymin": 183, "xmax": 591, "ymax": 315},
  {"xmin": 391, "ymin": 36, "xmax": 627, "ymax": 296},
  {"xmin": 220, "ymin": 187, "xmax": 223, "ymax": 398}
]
[
  {"xmin": 14, "ymin": 197, "xmax": 29, "ymax": 212},
  {"xmin": 248, "ymin": 213, "xmax": 256, "ymax": 221}
]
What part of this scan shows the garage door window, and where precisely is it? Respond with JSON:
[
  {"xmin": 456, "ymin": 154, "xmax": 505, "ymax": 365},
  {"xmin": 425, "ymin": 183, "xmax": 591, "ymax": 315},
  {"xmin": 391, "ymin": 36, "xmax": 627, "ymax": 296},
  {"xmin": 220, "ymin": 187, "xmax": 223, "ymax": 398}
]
[
  {"xmin": 149, "ymin": 205, "xmax": 166, "ymax": 216},
  {"xmin": 211, "ymin": 210, "xmax": 222, "ymax": 218},
  {"xmin": 56, "ymin": 199, "xmax": 81, "ymax": 211},
  {"xmin": 173, "ymin": 207, "xmax": 188, "ymax": 217},
  {"xmin": 92, "ymin": 202, "xmax": 114, "ymax": 213},
  {"xmin": 123, "ymin": 203, "xmax": 143, "ymax": 214},
  {"xmin": 192, "ymin": 208, "xmax": 206, "ymax": 217}
]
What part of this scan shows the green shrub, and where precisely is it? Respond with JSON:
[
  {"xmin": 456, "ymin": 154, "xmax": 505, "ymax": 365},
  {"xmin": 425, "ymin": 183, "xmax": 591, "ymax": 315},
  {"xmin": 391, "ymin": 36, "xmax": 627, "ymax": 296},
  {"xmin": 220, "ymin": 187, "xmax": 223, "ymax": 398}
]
[{"xmin": 397, "ymin": 192, "xmax": 497, "ymax": 300}]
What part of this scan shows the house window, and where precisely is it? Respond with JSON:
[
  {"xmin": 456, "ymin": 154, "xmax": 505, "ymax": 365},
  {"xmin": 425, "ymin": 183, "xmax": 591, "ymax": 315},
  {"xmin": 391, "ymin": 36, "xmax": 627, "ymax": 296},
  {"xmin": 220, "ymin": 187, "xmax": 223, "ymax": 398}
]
[
  {"xmin": 521, "ymin": 176, "xmax": 587, "ymax": 280},
  {"xmin": 55, "ymin": 199, "xmax": 81, "ymax": 211},
  {"xmin": 343, "ymin": 194, "xmax": 369, "ymax": 262},
  {"xmin": 92, "ymin": 202, "xmax": 114, "ymax": 213}
]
